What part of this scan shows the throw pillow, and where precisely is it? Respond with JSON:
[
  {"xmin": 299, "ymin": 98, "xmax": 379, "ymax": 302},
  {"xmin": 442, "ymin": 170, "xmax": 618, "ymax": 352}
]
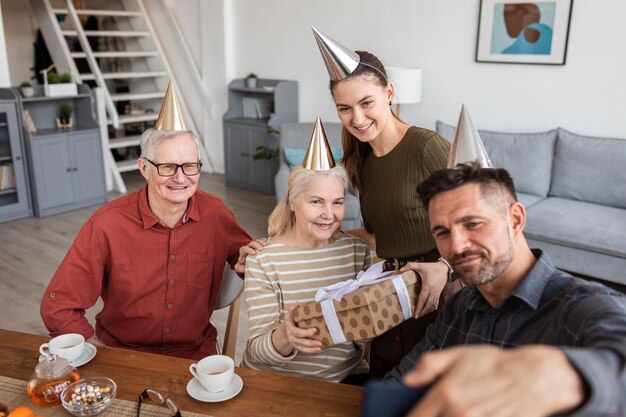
[{"xmin": 550, "ymin": 128, "xmax": 626, "ymax": 209}]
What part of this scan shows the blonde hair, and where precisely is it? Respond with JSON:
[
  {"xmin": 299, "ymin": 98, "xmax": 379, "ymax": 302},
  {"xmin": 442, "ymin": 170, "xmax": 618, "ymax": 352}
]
[{"xmin": 268, "ymin": 165, "xmax": 348, "ymax": 238}]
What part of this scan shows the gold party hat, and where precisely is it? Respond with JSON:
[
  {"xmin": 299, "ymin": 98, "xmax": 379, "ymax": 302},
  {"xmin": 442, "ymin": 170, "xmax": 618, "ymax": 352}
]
[
  {"xmin": 154, "ymin": 80, "xmax": 187, "ymax": 131},
  {"xmin": 311, "ymin": 27, "xmax": 360, "ymax": 81},
  {"xmin": 302, "ymin": 116, "xmax": 336, "ymax": 171},
  {"xmin": 448, "ymin": 104, "xmax": 492, "ymax": 168}
]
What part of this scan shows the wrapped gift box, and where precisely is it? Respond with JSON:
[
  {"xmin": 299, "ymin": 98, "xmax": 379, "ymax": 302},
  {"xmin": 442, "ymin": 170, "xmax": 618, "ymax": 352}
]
[{"xmin": 292, "ymin": 270, "xmax": 421, "ymax": 346}]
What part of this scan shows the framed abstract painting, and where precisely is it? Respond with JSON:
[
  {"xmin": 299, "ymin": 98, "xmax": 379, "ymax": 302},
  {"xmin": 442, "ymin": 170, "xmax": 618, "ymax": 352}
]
[{"xmin": 475, "ymin": 0, "xmax": 574, "ymax": 65}]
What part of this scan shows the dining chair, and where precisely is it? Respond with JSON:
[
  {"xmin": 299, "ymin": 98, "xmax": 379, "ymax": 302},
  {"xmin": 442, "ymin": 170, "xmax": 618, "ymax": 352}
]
[{"xmin": 214, "ymin": 263, "xmax": 244, "ymax": 359}]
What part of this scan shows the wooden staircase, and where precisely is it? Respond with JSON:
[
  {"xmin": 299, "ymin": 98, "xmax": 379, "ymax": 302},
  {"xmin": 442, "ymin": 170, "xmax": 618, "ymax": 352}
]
[{"xmin": 30, "ymin": 0, "xmax": 212, "ymax": 194}]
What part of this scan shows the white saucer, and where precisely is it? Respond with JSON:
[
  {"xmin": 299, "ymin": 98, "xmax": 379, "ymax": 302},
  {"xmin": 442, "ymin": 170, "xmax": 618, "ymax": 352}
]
[
  {"xmin": 38, "ymin": 342, "xmax": 97, "ymax": 368},
  {"xmin": 186, "ymin": 374, "xmax": 243, "ymax": 403}
]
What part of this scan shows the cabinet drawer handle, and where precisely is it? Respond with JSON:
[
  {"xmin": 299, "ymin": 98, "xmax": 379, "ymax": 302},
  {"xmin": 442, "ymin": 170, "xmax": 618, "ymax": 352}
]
[
  {"xmin": 66, "ymin": 168, "xmax": 72, "ymax": 172},
  {"xmin": 73, "ymin": 167, "xmax": 78, "ymax": 172}
]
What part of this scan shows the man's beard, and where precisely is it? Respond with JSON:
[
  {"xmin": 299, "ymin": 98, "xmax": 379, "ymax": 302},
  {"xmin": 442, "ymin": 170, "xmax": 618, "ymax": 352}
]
[{"xmin": 451, "ymin": 244, "xmax": 513, "ymax": 287}]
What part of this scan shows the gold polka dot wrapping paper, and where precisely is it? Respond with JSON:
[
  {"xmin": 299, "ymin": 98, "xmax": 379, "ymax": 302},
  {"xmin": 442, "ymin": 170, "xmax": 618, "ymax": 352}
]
[{"xmin": 292, "ymin": 270, "xmax": 421, "ymax": 346}]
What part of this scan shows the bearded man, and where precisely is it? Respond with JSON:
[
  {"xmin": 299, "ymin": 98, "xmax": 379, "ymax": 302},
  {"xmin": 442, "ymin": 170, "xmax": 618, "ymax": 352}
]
[{"xmin": 385, "ymin": 162, "xmax": 626, "ymax": 417}]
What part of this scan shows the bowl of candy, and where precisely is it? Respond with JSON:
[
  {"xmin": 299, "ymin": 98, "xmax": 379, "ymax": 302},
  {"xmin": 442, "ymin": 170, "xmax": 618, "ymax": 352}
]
[{"xmin": 60, "ymin": 377, "xmax": 116, "ymax": 416}]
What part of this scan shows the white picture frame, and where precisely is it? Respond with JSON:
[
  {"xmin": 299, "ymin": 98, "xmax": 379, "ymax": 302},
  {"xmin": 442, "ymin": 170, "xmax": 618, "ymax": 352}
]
[{"xmin": 476, "ymin": 0, "xmax": 574, "ymax": 65}]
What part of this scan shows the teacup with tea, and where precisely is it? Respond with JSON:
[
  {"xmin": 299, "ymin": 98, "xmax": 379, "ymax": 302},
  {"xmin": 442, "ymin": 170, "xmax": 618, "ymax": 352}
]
[
  {"xmin": 39, "ymin": 333, "xmax": 85, "ymax": 363},
  {"xmin": 189, "ymin": 355, "xmax": 234, "ymax": 393}
]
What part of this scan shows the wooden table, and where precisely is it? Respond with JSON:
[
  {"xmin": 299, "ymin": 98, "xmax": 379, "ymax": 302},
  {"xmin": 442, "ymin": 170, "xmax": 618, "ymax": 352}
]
[{"xmin": 0, "ymin": 329, "xmax": 361, "ymax": 417}]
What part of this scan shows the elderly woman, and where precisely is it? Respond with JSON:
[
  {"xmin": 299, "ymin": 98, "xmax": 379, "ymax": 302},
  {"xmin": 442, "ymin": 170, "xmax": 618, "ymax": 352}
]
[{"xmin": 241, "ymin": 163, "xmax": 371, "ymax": 382}]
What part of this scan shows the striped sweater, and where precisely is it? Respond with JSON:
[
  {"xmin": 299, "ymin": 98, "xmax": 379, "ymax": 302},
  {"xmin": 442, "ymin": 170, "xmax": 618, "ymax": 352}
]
[{"xmin": 241, "ymin": 232, "xmax": 371, "ymax": 382}]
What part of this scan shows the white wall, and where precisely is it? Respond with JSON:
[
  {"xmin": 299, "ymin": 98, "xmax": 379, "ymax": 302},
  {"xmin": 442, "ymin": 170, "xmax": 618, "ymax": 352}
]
[
  {"xmin": 228, "ymin": 0, "xmax": 626, "ymax": 138},
  {"xmin": 0, "ymin": 3, "xmax": 11, "ymax": 86},
  {"xmin": 1, "ymin": 0, "xmax": 36, "ymax": 87}
]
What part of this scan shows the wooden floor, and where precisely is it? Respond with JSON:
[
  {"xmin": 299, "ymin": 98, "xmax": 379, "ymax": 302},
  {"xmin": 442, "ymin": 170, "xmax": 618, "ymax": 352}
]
[{"xmin": 0, "ymin": 171, "xmax": 276, "ymax": 363}]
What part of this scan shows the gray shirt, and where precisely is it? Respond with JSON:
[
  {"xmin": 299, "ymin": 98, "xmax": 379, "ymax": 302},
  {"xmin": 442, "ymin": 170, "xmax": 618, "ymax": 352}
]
[{"xmin": 385, "ymin": 250, "xmax": 626, "ymax": 416}]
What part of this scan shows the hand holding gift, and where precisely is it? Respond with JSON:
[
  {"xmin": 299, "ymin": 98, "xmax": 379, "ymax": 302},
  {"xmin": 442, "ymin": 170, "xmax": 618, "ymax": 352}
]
[{"xmin": 272, "ymin": 302, "xmax": 323, "ymax": 356}]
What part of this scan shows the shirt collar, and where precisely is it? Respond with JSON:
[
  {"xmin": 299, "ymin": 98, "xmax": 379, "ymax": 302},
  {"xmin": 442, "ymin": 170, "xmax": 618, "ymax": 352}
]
[
  {"xmin": 508, "ymin": 249, "xmax": 554, "ymax": 310},
  {"xmin": 464, "ymin": 249, "xmax": 556, "ymax": 311},
  {"xmin": 137, "ymin": 185, "xmax": 200, "ymax": 229}
]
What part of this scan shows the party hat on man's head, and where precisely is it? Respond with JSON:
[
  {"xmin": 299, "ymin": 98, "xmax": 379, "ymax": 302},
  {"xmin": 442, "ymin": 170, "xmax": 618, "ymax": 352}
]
[
  {"xmin": 447, "ymin": 104, "xmax": 492, "ymax": 168},
  {"xmin": 312, "ymin": 27, "xmax": 360, "ymax": 81},
  {"xmin": 303, "ymin": 116, "xmax": 336, "ymax": 171},
  {"xmin": 155, "ymin": 80, "xmax": 187, "ymax": 131}
]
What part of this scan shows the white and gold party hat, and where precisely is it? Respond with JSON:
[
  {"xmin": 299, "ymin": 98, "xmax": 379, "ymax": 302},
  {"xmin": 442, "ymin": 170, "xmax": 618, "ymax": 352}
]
[
  {"xmin": 302, "ymin": 116, "xmax": 336, "ymax": 171},
  {"xmin": 154, "ymin": 80, "xmax": 187, "ymax": 131}
]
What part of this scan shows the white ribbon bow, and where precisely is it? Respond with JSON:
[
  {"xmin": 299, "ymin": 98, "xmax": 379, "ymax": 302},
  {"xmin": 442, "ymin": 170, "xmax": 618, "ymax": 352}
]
[{"xmin": 313, "ymin": 261, "xmax": 413, "ymax": 345}]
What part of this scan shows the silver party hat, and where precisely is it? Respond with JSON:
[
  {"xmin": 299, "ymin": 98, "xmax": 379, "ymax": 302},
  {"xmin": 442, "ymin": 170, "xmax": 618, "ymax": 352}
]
[
  {"xmin": 302, "ymin": 116, "xmax": 336, "ymax": 171},
  {"xmin": 448, "ymin": 104, "xmax": 492, "ymax": 168},
  {"xmin": 311, "ymin": 27, "xmax": 360, "ymax": 81}
]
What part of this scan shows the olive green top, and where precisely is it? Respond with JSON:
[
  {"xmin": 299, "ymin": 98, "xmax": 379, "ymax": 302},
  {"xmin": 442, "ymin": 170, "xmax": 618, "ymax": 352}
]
[{"xmin": 360, "ymin": 126, "xmax": 451, "ymax": 258}]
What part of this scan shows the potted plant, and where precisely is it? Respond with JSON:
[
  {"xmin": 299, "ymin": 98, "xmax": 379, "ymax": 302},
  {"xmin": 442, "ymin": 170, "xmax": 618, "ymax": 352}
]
[
  {"xmin": 19, "ymin": 81, "xmax": 34, "ymax": 98},
  {"xmin": 245, "ymin": 72, "xmax": 258, "ymax": 88},
  {"xmin": 41, "ymin": 64, "xmax": 78, "ymax": 97},
  {"xmin": 252, "ymin": 126, "xmax": 280, "ymax": 161},
  {"xmin": 56, "ymin": 103, "xmax": 74, "ymax": 129}
]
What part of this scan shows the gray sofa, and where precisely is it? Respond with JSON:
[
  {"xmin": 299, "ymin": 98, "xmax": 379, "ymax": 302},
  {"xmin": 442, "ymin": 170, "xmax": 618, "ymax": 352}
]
[
  {"xmin": 437, "ymin": 121, "xmax": 626, "ymax": 286},
  {"xmin": 274, "ymin": 122, "xmax": 362, "ymax": 229}
]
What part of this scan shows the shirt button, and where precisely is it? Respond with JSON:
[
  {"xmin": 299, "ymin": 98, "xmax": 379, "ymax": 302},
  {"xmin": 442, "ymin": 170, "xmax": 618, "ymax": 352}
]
[
  {"xmin": 164, "ymin": 328, "xmax": 170, "ymax": 333},
  {"xmin": 50, "ymin": 293, "xmax": 56, "ymax": 299},
  {"xmin": 394, "ymin": 336, "xmax": 401, "ymax": 342},
  {"xmin": 168, "ymin": 278, "xmax": 174, "ymax": 284},
  {"xmin": 171, "ymin": 231, "xmax": 175, "ymax": 236},
  {"xmin": 167, "ymin": 304, "xmax": 172, "ymax": 309},
  {"xmin": 169, "ymin": 254, "xmax": 174, "ymax": 260}
]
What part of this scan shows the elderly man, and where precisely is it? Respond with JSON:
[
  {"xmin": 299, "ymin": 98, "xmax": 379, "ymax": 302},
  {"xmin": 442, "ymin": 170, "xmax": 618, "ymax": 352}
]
[
  {"xmin": 386, "ymin": 162, "xmax": 626, "ymax": 417},
  {"xmin": 41, "ymin": 85, "xmax": 251, "ymax": 359}
]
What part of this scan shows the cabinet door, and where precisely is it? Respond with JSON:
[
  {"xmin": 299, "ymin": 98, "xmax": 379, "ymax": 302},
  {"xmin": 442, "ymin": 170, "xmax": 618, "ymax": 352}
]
[
  {"xmin": 223, "ymin": 122, "xmax": 249, "ymax": 184},
  {"xmin": 246, "ymin": 125, "xmax": 277, "ymax": 193},
  {"xmin": 0, "ymin": 102, "xmax": 31, "ymax": 221},
  {"xmin": 30, "ymin": 135, "xmax": 74, "ymax": 210},
  {"xmin": 69, "ymin": 131, "xmax": 106, "ymax": 202}
]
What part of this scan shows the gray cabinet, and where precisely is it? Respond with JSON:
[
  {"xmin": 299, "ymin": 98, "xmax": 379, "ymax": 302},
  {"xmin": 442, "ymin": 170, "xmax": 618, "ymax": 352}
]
[
  {"xmin": 18, "ymin": 85, "xmax": 107, "ymax": 217},
  {"xmin": 223, "ymin": 79, "xmax": 298, "ymax": 195},
  {"xmin": 224, "ymin": 121, "xmax": 279, "ymax": 194},
  {"xmin": 0, "ymin": 89, "xmax": 32, "ymax": 222}
]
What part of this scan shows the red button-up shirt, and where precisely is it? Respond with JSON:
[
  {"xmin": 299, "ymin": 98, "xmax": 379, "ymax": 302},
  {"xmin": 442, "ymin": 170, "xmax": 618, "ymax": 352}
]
[{"xmin": 41, "ymin": 185, "xmax": 251, "ymax": 359}]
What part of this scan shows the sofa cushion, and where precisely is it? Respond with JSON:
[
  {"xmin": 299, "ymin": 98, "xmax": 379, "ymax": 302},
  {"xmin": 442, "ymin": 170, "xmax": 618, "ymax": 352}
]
[
  {"xmin": 436, "ymin": 121, "xmax": 557, "ymax": 197},
  {"xmin": 524, "ymin": 197, "xmax": 626, "ymax": 258},
  {"xmin": 517, "ymin": 192, "xmax": 544, "ymax": 208},
  {"xmin": 550, "ymin": 128, "xmax": 626, "ymax": 209},
  {"xmin": 283, "ymin": 146, "xmax": 343, "ymax": 169}
]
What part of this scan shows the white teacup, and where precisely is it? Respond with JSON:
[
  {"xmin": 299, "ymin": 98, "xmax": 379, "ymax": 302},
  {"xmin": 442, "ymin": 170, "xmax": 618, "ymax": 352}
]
[
  {"xmin": 39, "ymin": 333, "xmax": 85, "ymax": 363},
  {"xmin": 189, "ymin": 355, "xmax": 234, "ymax": 393}
]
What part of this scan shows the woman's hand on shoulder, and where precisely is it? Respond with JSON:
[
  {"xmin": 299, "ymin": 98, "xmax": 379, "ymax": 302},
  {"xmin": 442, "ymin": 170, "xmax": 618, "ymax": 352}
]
[
  {"xmin": 272, "ymin": 302, "xmax": 323, "ymax": 356},
  {"xmin": 235, "ymin": 237, "xmax": 269, "ymax": 274},
  {"xmin": 400, "ymin": 261, "xmax": 449, "ymax": 318}
]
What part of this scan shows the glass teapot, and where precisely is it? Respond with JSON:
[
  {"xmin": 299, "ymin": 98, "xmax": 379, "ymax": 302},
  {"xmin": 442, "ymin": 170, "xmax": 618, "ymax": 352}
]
[{"xmin": 27, "ymin": 354, "xmax": 80, "ymax": 407}]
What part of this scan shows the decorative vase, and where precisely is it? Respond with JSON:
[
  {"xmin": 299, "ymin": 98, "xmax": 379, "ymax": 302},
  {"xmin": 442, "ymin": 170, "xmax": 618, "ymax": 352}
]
[
  {"xmin": 56, "ymin": 116, "xmax": 73, "ymax": 129},
  {"xmin": 246, "ymin": 78, "xmax": 257, "ymax": 88},
  {"xmin": 20, "ymin": 87, "xmax": 34, "ymax": 98}
]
